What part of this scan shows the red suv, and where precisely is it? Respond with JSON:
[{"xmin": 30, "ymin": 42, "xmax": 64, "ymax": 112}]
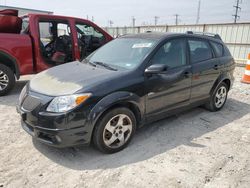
[{"xmin": 0, "ymin": 9, "xmax": 113, "ymax": 95}]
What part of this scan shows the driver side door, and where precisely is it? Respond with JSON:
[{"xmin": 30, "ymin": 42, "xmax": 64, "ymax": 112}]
[
  {"xmin": 145, "ymin": 38, "xmax": 192, "ymax": 119},
  {"xmin": 75, "ymin": 22, "xmax": 106, "ymax": 60}
]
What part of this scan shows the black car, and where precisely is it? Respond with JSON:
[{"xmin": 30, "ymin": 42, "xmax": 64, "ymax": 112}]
[{"xmin": 17, "ymin": 31, "xmax": 235, "ymax": 153}]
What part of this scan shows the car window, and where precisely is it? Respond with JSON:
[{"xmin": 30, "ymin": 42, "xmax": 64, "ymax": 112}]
[
  {"xmin": 211, "ymin": 41, "xmax": 223, "ymax": 57},
  {"xmin": 76, "ymin": 23, "xmax": 106, "ymax": 59},
  {"xmin": 39, "ymin": 22, "xmax": 53, "ymax": 45},
  {"xmin": 188, "ymin": 39, "xmax": 213, "ymax": 63},
  {"xmin": 151, "ymin": 39, "xmax": 187, "ymax": 68}
]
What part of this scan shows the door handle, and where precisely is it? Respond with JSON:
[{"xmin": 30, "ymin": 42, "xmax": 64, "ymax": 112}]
[{"xmin": 214, "ymin": 64, "xmax": 218, "ymax": 70}]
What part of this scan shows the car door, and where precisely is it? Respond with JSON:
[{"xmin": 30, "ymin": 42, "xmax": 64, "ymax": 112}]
[
  {"xmin": 75, "ymin": 22, "xmax": 108, "ymax": 60},
  {"xmin": 145, "ymin": 38, "xmax": 192, "ymax": 118},
  {"xmin": 188, "ymin": 38, "xmax": 221, "ymax": 101}
]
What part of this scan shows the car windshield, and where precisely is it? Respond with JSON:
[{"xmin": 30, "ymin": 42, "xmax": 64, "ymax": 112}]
[{"xmin": 84, "ymin": 38, "xmax": 157, "ymax": 70}]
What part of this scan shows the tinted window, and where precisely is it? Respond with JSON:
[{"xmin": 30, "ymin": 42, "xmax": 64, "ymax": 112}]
[
  {"xmin": 188, "ymin": 40, "xmax": 213, "ymax": 63},
  {"xmin": 151, "ymin": 39, "xmax": 186, "ymax": 68},
  {"xmin": 211, "ymin": 42, "xmax": 223, "ymax": 57}
]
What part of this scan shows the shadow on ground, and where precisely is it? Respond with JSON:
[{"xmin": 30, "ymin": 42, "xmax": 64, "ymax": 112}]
[
  {"xmin": 0, "ymin": 80, "xmax": 28, "ymax": 106},
  {"xmin": 33, "ymin": 98, "xmax": 250, "ymax": 170}
]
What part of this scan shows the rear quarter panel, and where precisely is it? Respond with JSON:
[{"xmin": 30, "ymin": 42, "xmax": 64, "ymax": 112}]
[{"xmin": 0, "ymin": 33, "xmax": 33, "ymax": 75}]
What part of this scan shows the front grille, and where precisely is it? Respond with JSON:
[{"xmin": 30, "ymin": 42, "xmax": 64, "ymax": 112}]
[{"xmin": 22, "ymin": 95, "xmax": 41, "ymax": 111}]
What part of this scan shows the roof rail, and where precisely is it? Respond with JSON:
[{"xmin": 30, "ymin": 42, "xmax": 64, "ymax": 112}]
[{"xmin": 186, "ymin": 31, "xmax": 222, "ymax": 40}]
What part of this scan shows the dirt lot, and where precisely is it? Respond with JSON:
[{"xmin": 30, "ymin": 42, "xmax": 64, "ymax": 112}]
[{"xmin": 0, "ymin": 67, "xmax": 250, "ymax": 188}]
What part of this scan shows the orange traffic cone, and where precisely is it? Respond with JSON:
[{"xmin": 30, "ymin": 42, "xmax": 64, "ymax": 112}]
[{"xmin": 241, "ymin": 53, "xmax": 250, "ymax": 84}]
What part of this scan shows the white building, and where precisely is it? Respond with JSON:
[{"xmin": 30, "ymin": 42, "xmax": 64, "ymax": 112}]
[{"xmin": 0, "ymin": 5, "xmax": 53, "ymax": 16}]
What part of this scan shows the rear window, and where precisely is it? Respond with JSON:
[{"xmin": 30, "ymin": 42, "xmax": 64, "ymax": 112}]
[
  {"xmin": 188, "ymin": 39, "xmax": 213, "ymax": 63},
  {"xmin": 211, "ymin": 41, "xmax": 223, "ymax": 57}
]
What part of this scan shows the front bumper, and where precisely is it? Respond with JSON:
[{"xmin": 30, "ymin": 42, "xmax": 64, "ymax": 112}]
[
  {"xmin": 21, "ymin": 119, "xmax": 89, "ymax": 147},
  {"xmin": 17, "ymin": 92, "xmax": 94, "ymax": 148}
]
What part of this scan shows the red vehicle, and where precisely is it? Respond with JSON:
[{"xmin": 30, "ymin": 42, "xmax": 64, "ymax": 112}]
[{"xmin": 0, "ymin": 9, "xmax": 113, "ymax": 96}]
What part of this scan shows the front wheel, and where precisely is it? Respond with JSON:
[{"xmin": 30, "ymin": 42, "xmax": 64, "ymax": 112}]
[
  {"xmin": 0, "ymin": 64, "xmax": 15, "ymax": 96},
  {"xmin": 93, "ymin": 107, "xmax": 136, "ymax": 154},
  {"xmin": 205, "ymin": 82, "xmax": 228, "ymax": 112}
]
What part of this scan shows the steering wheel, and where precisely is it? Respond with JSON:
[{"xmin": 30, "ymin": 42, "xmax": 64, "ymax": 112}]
[{"xmin": 44, "ymin": 40, "xmax": 56, "ymax": 58}]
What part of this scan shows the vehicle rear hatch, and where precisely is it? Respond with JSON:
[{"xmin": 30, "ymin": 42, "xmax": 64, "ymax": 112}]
[{"xmin": 0, "ymin": 9, "xmax": 22, "ymax": 33}]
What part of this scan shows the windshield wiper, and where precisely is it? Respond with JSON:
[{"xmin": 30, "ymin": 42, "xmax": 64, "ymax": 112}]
[
  {"xmin": 93, "ymin": 61, "xmax": 117, "ymax": 71},
  {"xmin": 82, "ymin": 59, "xmax": 97, "ymax": 67}
]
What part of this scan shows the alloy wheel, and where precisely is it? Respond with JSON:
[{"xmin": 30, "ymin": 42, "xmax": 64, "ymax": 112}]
[
  {"xmin": 0, "ymin": 70, "xmax": 9, "ymax": 91},
  {"xmin": 103, "ymin": 114, "xmax": 133, "ymax": 148},
  {"xmin": 214, "ymin": 86, "xmax": 227, "ymax": 108}
]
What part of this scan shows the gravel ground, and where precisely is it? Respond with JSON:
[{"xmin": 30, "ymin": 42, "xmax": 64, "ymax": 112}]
[{"xmin": 0, "ymin": 67, "xmax": 250, "ymax": 188}]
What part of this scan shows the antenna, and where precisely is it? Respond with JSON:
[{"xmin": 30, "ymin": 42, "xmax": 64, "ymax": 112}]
[
  {"xmin": 196, "ymin": 0, "xmax": 201, "ymax": 24},
  {"xmin": 232, "ymin": 0, "xmax": 242, "ymax": 23}
]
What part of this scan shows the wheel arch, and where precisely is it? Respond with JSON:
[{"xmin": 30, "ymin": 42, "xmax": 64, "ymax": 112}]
[
  {"xmin": 0, "ymin": 51, "xmax": 20, "ymax": 79},
  {"xmin": 222, "ymin": 78, "xmax": 231, "ymax": 90},
  {"xmin": 88, "ymin": 91, "xmax": 145, "ymax": 135},
  {"xmin": 210, "ymin": 74, "xmax": 232, "ymax": 96}
]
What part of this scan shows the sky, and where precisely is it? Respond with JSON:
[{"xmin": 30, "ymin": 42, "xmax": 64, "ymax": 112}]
[{"xmin": 1, "ymin": 0, "xmax": 250, "ymax": 26}]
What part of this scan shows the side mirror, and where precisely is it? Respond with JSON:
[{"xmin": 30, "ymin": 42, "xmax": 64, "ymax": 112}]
[{"xmin": 145, "ymin": 64, "xmax": 168, "ymax": 74}]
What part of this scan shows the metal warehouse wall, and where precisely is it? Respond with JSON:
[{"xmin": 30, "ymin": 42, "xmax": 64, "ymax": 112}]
[{"xmin": 104, "ymin": 23, "xmax": 250, "ymax": 63}]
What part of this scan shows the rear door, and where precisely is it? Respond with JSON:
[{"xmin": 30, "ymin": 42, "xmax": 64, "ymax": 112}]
[{"xmin": 188, "ymin": 38, "xmax": 221, "ymax": 101}]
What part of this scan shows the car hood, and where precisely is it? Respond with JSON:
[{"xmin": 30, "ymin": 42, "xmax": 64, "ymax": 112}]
[{"xmin": 30, "ymin": 61, "xmax": 122, "ymax": 96}]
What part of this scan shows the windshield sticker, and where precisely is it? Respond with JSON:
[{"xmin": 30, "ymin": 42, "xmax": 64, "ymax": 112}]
[{"xmin": 132, "ymin": 43, "xmax": 153, "ymax": 48}]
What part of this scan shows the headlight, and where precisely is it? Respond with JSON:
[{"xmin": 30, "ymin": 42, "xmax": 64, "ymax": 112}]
[{"xmin": 46, "ymin": 93, "xmax": 92, "ymax": 113}]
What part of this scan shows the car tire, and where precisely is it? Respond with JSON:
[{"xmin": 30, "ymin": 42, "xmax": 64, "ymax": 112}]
[
  {"xmin": 93, "ymin": 107, "xmax": 136, "ymax": 154},
  {"xmin": 205, "ymin": 82, "xmax": 228, "ymax": 112},
  {"xmin": 0, "ymin": 64, "xmax": 15, "ymax": 96}
]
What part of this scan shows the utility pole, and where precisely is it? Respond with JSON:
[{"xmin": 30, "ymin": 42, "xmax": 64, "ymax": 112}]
[
  {"xmin": 108, "ymin": 20, "xmax": 114, "ymax": 27},
  {"xmin": 174, "ymin": 14, "xmax": 179, "ymax": 25},
  {"xmin": 132, "ymin": 16, "xmax": 136, "ymax": 27},
  {"xmin": 154, "ymin": 16, "xmax": 159, "ymax": 26},
  {"xmin": 232, "ymin": 0, "xmax": 242, "ymax": 23},
  {"xmin": 196, "ymin": 0, "xmax": 201, "ymax": 24}
]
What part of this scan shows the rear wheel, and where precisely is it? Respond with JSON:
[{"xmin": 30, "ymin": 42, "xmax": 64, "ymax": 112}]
[
  {"xmin": 205, "ymin": 82, "xmax": 228, "ymax": 112},
  {"xmin": 0, "ymin": 64, "xmax": 15, "ymax": 96},
  {"xmin": 93, "ymin": 107, "xmax": 136, "ymax": 154}
]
